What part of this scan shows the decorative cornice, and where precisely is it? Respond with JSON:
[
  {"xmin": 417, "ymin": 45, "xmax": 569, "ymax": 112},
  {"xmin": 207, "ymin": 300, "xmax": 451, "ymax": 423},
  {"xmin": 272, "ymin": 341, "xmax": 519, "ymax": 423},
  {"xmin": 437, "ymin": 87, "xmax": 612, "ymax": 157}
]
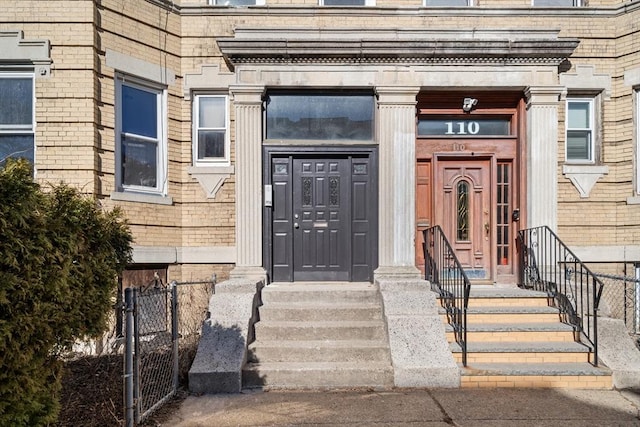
[{"xmin": 217, "ymin": 29, "xmax": 579, "ymax": 70}]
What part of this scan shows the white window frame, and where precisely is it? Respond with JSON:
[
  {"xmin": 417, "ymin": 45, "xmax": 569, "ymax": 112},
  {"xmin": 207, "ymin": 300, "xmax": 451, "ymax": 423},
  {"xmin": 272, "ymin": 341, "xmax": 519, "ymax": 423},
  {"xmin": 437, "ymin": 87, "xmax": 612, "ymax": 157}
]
[
  {"xmin": 115, "ymin": 75, "xmax": 168, "ymax": 196},
  {"xmin": 423, "ymin": 0, "xmax": 472, "ymax": 6},
  {"xmin": 320, "ymin": 0, "xmax": 375, "ymax": 5},
  {"xmin": 193, "ymin": 94, "xmax": 230, "ymax": 167},
  {"xmin": 209, "ymin": 0, "xmax": 265, "ymax": 5},
  {"xmin": 565, "ymin": 97, "xmax": 595, "ymax": 164},
  {"xmin": 0, "ymin": 72, "xmax": 35, "ymax": 167},
  {"xmin": 532, "ymin": 0, "xmax": 581, "ymax": 6},
  {"xmin": 636, "ymin": 88, "xmax": 640, "ymax": 195}
]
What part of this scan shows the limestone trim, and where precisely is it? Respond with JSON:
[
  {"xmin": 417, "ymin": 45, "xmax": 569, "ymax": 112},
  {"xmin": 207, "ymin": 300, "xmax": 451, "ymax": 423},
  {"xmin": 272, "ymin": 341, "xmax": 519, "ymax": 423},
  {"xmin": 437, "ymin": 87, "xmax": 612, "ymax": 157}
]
[
  {"xmin": 110, "ymin": 191, "xmax": 173, "ymax": 205},
  {"xmin": 559, "ymin": 65, "xmax": 611, "ymax": 100},
  {"xmin": 375, "ymin": 87, "xmax": 421, "ymax": 280},
  {"xmin": 188, "ymin": 166, "xmax": 234, "ymax": 199},
  {"xmin": 183, "ymin": 64, "xmax": 236, "ymax": 100},
  {"xmin": 106, "ymin": 49, "xmax": 175, "ymax": 86},
  {"xmin": 525, "ymin": 86, "xmax": 564, "ymax": 231},
  {"xmin": 0, "ymin": 30, "xmax": 51, "ymax": 78},
  {"xmin": 132, "ymin": 245, "xmax": 236, "ymax": 264},
  {"xmin": 229, "ymin": 85, "xmax": 266, "ymax": 281},
  {"xmin": 562, "ymin": 164, "xmax": 609, "ymax": 198},
  {"xmin": 217, "ymin": 28, "xmax": 578, "ymax": 70}
]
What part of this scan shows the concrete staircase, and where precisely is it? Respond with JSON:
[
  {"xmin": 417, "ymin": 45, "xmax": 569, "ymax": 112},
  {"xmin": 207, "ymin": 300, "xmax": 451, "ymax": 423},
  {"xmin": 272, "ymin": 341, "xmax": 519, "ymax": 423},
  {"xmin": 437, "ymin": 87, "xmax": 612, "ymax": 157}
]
[
  {"xmin": 243, "ymin": 282, "xmax": 394, "ymax": 389},
  {"xmin": 443, "ymin": 286, "xmax": 613, "ymax": 388}
]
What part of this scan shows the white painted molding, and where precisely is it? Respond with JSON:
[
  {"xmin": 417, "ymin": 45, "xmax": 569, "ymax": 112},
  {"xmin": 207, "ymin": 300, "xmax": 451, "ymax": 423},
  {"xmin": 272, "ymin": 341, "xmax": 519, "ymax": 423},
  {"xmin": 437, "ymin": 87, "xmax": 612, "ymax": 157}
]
[
  {"xmin": 132, "ymin": 245, "xmax": 236, "ymax": 264},
  {"xmin": 560, "ymin": 64, "xmax": 612, "ymax": 99},
  {"xmin": 187, "ymin": 166, "xmax": 234, "ymax": 199},
  {"xmin": 562, "ymin": 164, "xmax": 609, "ymax": 198},
  {"xmin": 627, "ymin": 196, "xmax": 640, "ymax": 205},
  {"xmin": 0, "ymin": 30, "xmax": 51, "ymax": 78},
  {"xmin": 106, "ymin": 49, "xmax": 175, "ymax": 85}
]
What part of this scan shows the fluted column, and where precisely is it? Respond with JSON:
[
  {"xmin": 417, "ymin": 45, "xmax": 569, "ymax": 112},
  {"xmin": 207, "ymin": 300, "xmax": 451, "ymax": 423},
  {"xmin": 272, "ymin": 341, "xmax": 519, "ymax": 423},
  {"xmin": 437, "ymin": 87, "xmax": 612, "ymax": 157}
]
[
  {"xmin": 229, "ymin": 86, "xmax": 266, "ymax": 280},
  {"xmin": 374, "ymin": 87, "xmax": 421, "ymax": 280},
  {"xmin": 525, "ymin": 86, "xmax": 563, "ymax": 232}
]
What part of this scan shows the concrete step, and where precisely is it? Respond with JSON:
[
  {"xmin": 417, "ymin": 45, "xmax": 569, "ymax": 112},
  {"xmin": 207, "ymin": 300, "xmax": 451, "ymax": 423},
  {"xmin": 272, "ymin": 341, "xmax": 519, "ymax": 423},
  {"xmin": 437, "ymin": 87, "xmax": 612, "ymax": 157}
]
[
  {"xmin": 445, "ymin": 322, "xmax": 577, "ymax": 343},
  {"xmin": 259, "ymin": 302, "xmax": 383, "ymax": 322},
  {"xmin": 439, "ymin": 306, "xmax": 560, "ymax": 324},
  {"xmin": 261, "ymin": 282, "xmax": 380, "ymax": 305},
  {"xmin": 450, "ymin": 341, "xmax": 592, "ymax": 364},
  {"xmin": 460, "ymin": 362, "xmax": 612, "ymax": 389},
  {"xmin": 248, "ymin": 339, "xmax": 391, "ymax": 363},
  {"xmin": 242, "ymin": 361, "xmax": 394, "ymax": 389},
  {"xmin": 254, "ymin": 320, "xmax": 387, "ymax": 341},
  {"xmin": 466, "ymin": 287, "xmax": 550, "ymax": 308}
]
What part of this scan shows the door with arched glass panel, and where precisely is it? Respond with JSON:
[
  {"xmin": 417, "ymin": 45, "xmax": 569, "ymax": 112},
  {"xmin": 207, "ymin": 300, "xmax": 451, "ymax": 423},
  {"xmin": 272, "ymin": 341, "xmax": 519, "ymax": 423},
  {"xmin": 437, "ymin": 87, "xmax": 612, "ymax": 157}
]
[{"xmin": 436, "ymin": 158, "xmax": 492, "ymax": 280}]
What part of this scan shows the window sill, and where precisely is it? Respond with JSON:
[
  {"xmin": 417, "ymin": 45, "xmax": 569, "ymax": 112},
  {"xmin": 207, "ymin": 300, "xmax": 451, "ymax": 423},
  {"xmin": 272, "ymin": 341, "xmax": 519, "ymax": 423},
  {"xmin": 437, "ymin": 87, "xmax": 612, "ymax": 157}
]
[
  {"xmin": 627, "ymin": 196, "xmax": 640, "ymax": 205},
  {"xmin": 110, "ymin": 191, "xmax": 173, "ymax": 205},
  {"xmin": 562, "ymin": 164, "xmax": 608, "ymax": 198},
  {"xmin": 188, "ymin": 165, "xmax": 235, "ymax": 199}
]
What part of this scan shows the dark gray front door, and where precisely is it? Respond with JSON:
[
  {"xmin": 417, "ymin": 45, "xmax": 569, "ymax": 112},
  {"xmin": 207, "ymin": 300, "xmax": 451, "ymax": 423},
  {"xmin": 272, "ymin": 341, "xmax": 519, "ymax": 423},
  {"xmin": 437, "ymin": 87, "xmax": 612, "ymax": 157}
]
[
  {"xmin": 268, "ymin": 152, "xmax": 376, "ymax": 282},
  {"xmin": 293, "ymin": 157, "xmax": 350, "ymax": 281}
]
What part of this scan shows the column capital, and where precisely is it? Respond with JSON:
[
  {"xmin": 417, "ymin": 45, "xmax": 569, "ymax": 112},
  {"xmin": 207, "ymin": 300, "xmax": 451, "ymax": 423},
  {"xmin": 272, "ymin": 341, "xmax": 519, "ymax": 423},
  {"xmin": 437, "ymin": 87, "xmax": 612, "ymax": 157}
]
[
  {"xmin": 376, "ymin": 86, "xmax": 420, "ymax": 105},
  {"xmin": 525, "ymin": 86, "xmax": 564, "ymax": 107},
  {"xmin": 229, "ymin": 85, "xmax": 265, "ymax": 103}
]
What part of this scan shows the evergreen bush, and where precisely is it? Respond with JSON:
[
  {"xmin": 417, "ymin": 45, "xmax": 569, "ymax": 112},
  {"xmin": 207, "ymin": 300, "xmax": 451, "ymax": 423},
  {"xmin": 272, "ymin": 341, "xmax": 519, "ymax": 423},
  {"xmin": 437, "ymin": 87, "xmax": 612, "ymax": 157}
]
[{"xmin": 0, "ymin": 159, "xmax": 133, "ymax": 426}]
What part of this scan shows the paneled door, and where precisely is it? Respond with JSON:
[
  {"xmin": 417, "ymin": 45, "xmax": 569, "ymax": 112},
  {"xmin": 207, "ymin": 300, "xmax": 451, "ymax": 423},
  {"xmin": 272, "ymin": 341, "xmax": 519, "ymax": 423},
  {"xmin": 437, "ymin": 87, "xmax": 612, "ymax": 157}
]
[
  {"xmin": 269, "ymin": 153, "xmax": 376, "ymax": 282},
  {"xmin": 435, "ymin": 158, "xmax": 493, "ymax": 280},
  {"xmin": 292, "ymin": 157, "xmax": 351, "ymax": 281}
]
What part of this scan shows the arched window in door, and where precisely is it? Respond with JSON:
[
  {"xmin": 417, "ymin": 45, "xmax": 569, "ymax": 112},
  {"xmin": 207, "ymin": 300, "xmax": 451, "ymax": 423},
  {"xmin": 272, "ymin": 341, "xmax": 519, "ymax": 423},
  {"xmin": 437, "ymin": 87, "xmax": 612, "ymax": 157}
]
[{"xmin": 457, "ymin": 180, "xmax": 470, "ymax": 241}]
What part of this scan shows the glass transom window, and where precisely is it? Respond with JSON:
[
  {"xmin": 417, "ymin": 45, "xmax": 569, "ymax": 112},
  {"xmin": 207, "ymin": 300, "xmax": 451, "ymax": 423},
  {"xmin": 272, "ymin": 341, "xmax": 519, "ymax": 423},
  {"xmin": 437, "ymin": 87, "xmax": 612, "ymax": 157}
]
[{"xmin": 266, "ymin": 92, "xmax": 374, "ymax": 141}]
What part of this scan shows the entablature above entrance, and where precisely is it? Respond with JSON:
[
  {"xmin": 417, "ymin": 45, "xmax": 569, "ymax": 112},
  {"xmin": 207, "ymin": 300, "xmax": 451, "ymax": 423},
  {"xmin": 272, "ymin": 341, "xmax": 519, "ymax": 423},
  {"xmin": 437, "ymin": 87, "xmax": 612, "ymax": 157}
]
[{"xmin": 218, "ymin": 28, "xmax": 579, "ymax": 71}]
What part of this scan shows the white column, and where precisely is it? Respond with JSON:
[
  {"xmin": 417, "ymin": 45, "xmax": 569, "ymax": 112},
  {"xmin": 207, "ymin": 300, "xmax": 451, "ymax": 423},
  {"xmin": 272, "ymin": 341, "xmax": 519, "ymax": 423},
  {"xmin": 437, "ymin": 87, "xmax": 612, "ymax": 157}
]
[
  {"xmin": 525, "ymin": 86, "xmax": 564, "ymax": 231},
  {"xmin": 374, "ymin": 87, "xmax": 421, "ymax": 279},
  {"xmin": 229, "ymin": 86, "xmax": 266, "ymax": 280}
]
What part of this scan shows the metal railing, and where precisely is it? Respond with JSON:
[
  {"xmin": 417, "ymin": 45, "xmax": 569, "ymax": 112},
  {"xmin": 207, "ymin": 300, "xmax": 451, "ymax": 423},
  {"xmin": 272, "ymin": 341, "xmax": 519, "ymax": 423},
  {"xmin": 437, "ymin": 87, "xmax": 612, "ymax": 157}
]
[
  {"xmin": 124, "ymin": 279, "xmax": 214, "ymax": 426},
  {"xmin": 518, "ymin": 226, "xmax": 604, "ymax": 366},
  {"xmin": 423, "ymin": 226, "xmax": 471, "ymax": 366}
]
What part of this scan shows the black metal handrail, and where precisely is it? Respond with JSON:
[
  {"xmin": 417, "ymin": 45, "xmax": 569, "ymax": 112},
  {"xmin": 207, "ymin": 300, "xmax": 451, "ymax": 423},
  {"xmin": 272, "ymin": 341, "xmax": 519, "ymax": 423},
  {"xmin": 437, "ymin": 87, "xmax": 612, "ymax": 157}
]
[
  {"xmin": 518, "ymin": 226, "xmax": 605, "ymax": 366},
  {"xmin": 423, "ymin": 226, "xmax": 471, "ymax": 366}
]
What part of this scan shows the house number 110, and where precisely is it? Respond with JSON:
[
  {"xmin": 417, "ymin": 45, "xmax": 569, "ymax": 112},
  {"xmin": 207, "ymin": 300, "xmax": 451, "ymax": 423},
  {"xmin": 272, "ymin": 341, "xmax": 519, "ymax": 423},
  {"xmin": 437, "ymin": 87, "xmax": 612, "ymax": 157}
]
[{"xmin": 445, "ymin": 121, "xmax": 480, "ymax": 135}]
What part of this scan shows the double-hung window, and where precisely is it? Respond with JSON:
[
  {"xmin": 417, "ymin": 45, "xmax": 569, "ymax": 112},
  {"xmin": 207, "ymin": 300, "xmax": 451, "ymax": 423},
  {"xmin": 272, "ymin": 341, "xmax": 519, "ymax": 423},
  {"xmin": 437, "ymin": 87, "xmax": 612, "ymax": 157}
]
[
  {"xmin": 566, "ymin": 98, "xmax": 595, "ymax": 163},
  {"xmin": 0, "ymin": 73, "xmax": 35, "ymax": 167},
  {"xmin": 115, "ymin": 76, "xmax": 167, "ymax": 194},
  {"xmin": 193, "ymin": 95, "xmax": 229, "ymax": 166}
]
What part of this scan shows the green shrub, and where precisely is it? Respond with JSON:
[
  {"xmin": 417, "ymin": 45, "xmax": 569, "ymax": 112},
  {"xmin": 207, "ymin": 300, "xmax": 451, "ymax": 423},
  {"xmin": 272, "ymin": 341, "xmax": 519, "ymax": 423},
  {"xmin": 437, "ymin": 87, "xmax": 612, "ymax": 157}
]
[{"xmin": 0, "ymin": 159, "xmax": 133, "ymax": 426}]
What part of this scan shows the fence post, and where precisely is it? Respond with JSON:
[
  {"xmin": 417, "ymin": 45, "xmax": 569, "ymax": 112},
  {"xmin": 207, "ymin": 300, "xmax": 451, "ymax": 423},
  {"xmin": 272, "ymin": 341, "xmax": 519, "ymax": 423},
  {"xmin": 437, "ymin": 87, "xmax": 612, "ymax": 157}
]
[
  {"xmin": 133, "ymin": 288, "xmax": 140, "ymax": 425},
  {"xmin": 171, "ymin": 281, "xmax": 179, "ymax": 392},
  {"xmin": 124, "ymin": 288, "xmax": 135, "ymax": 427}
]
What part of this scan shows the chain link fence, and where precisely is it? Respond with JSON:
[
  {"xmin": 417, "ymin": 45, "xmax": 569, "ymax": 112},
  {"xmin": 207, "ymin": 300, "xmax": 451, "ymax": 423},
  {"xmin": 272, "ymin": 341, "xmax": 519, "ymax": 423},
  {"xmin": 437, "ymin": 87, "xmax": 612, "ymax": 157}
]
[
  {"xmin": 597, "ymin": 272, "xmax": 640, "ymax": 337},
  {"xmin": 124, "ymin": 279, "xmax": 214, "ymax": 426}
]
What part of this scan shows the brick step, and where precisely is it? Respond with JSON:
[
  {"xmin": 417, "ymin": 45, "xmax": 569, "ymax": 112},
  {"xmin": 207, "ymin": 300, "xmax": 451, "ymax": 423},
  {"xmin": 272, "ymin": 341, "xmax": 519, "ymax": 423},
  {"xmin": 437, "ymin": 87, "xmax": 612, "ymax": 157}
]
[
  {"xmin": 248, "ymin": 339, "xmax": 391, "ymax": 363},
  {"xmin": 445, "ymin": 322, "xmax": 576, "ymax": 342},
  {"xmin": 254, "ymin": 320, "xmax": 387, "ymax": 341},
  {"xmin": 439, "ymin": 306, "xmax": 560, "ymax": 324},
  {"xmin": 460, "ymin": 362, "xmax": 612, "ymax": 389},
  {"xmin": 242, "ymin": 361, "xmax": 394, "ymax": 389},
  {"xmin": 261, "ymin": 282, "xmax": 379, "ymax": 305},
  {"xmin": 259, "ymin": 302, "xmax": 382, "ymax": 322},
  {"xmin": 450, "ymin": 341, "xmax": 592, "ymax": 364}
]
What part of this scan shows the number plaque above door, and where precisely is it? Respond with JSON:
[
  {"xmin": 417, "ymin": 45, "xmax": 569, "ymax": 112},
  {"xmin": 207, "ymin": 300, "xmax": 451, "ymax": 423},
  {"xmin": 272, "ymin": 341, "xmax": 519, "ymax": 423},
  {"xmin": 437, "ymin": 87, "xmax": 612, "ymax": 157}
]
[{"xmin": 418, "ymin": 118, "xmax": 512, "ymax": 137}]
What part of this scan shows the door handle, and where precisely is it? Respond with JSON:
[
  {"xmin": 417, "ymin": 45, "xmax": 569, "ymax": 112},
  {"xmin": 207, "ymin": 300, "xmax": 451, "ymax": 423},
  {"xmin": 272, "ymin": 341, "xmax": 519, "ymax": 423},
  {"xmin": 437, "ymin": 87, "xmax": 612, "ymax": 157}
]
[
  {"xmin": 294, "ymin": 222, "xmax": 299, "ymax": 229},
  {"xmin": 484, "ymin": 222, "xmax": 490, "ymax": 235}
]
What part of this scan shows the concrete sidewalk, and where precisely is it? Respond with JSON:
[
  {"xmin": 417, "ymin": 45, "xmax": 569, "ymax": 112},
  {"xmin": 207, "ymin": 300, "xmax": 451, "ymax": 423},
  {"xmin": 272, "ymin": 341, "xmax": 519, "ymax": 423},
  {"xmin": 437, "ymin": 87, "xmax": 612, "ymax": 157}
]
[{"xmin": 164, "ymin": 388, "xmax": 640, "ymax": 426}]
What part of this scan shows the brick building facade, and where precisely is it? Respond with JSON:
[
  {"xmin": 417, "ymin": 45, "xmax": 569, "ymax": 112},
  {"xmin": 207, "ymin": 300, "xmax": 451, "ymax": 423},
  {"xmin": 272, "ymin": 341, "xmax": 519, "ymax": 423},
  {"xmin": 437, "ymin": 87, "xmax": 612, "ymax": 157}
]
[{"xmin": 1, "ymin": 0, "xmax": 639, "ymax": 284}]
